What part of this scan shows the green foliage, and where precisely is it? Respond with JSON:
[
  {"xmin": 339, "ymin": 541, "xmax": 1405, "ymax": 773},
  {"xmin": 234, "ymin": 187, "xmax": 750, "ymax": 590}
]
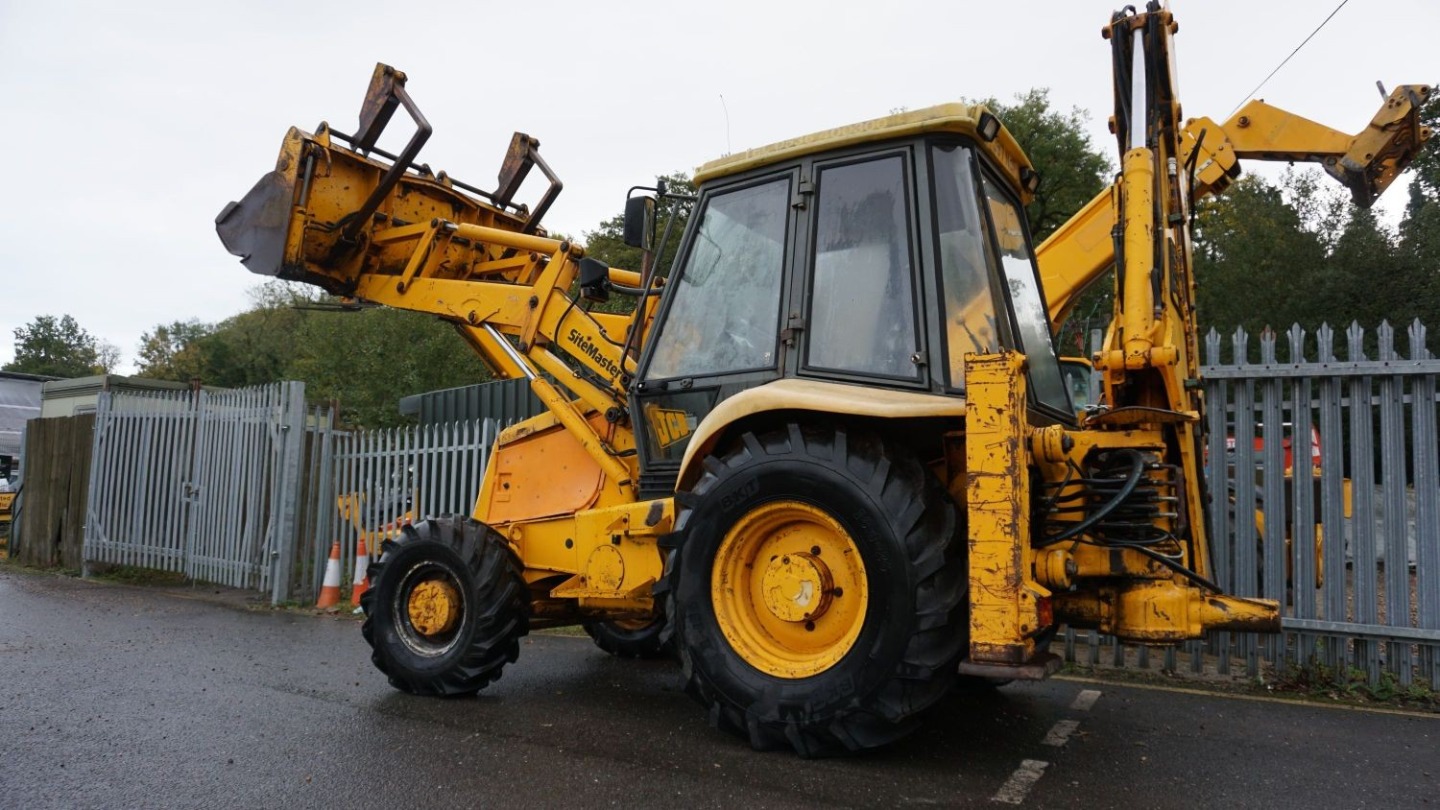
[
  {"xmin": 136, "ymin": 319, "xmax": 214, "ymax": 381},
  {"xmin": 134, "ymin": 283, "xmax": 320, "ymax": 387},
  {"xmin": 3, "ymin": 314, "xmax": 104, "ymax": 377},
  {"xmin": 1273, "ymin": 659, "xmax": 1438, "ymax": 708},
  {"xmin": 1193, "ymin": 175, "xmax": 1330, "ymax": 339},
  {"xmin": 1405, "ymin": 93, "xmax": 1440, "ymax": 215},
  {"xmin": 1193, "ymin": 169, "xmax": 1439, "ymax": 354},
  {"xmin": 133, "ymin": 280, "xmax": 487, "ymax": 428},
  {"xmin": 194, "ymin": 305, "xmax": 310, "ymax": 388},
  {"xmin": 288, "ymin": 307, "xmax": 491, "ymax": 428},
  {"xmin": 582, "ymin": 173, "xmax": 696, "ymax": 317}
]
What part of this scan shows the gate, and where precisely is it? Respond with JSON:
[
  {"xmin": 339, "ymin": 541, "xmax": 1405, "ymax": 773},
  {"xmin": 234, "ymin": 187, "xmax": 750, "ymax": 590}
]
[{"xmin": 83, "ymin": 382, "xmax": 309, "ymax": 603}]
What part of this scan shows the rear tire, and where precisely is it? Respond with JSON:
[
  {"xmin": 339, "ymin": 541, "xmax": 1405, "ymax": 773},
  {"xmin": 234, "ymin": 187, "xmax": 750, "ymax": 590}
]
[
  {"xmin": 583, "ymin": 613, "xmax": 674, "ymax": 659},
  {"xmin": 665, "ymin": 423, "xmax": 967, "ymax": 756},
  {"xmin": 360, "ymin": 517, "xmax": 529, "ymax": 696}
]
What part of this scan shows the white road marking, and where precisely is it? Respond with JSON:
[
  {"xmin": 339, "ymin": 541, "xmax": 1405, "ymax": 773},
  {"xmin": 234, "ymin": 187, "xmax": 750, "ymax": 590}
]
[
  {"xmin": 1041, "ymin": 719, "xmax": 1081, "ymax": 747},
  {"xmin": 991, "ymin": 759, "xmax": 1050, "ymax": 805},
  {"xmin": 1070, "ymin": 689, "xmax": 1102, "ymax": 712}
]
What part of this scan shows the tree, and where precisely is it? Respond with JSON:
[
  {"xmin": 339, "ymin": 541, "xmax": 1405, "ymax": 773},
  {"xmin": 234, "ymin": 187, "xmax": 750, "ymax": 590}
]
[
  {"xmin": 1404, "ymin": 93, "xmax": 1440, "ymax": 217},
  {"xmin": 1396, "ymin": 93, "xmax": 1440, "ymax": 345},
  {"xmin": 1323, "ymin": 205, "xmax": 1404, "ymax": 331},
  {"xmin": 3, "ymin": 314, "xmax": 103, "ymax": 377},
  {"xmin": 136, "ymin": 319, "xmax": 213, "ymax": 381},
  {"xmin": 288, "ymin": 306, "xmax": 491, "ymax": 428},
  {"xmin": 582, "ymin": 172, "xmax": 695, "ymax": 274},
  {"xmin": 1192, "ymin": 175, "xmax": 1330, "ymax": 345},
  {"xmin": 189, "ymin": 282, "xmax": 320, "ymax": 388},
  {"xmin": 579, "ymin": 173, "xmax": 696, "ymax": 317},
  {"xmin": 95, "ymin": 341, "xmax": 123, "ymax": 374}
]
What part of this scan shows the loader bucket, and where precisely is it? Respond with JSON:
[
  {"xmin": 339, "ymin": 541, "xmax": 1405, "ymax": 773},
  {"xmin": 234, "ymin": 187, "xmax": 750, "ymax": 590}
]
[{"xmin": 215, "ymin": 168, "xmax": 296, "ymax": 280}]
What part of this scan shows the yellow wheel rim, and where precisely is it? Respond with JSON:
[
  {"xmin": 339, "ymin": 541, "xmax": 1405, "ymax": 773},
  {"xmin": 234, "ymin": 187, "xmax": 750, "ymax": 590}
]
[
  {"xmin": 711, "ymin": 500, "xmax": 868, "ymax": 678},
  {"xmin": 407, "ymin": 578, "xmax": 462, "ymax": 638}
]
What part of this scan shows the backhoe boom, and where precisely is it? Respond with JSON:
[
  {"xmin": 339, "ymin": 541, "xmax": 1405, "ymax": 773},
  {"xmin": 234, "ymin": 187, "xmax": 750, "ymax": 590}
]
[{"xmin": 1039, "ymin": 83, "xmax": 1433, "ymax": 329}]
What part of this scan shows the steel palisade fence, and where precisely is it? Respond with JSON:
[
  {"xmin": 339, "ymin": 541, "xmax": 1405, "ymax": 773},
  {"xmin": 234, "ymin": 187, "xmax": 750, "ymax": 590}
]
[
  {"xmin": 83, "ymin": 383, "xmax": 308, "ymax": 602},
  {"xmin": 81, "ymin": 381, "xmax": 505, "ymax": 607},
  {"xmin": 1063, "ymin": 320, "xmax": 1440, "ymax": 689},
  {"xmin": 303, "ymin": 418, "xmax": 499, "ymax": 605}
]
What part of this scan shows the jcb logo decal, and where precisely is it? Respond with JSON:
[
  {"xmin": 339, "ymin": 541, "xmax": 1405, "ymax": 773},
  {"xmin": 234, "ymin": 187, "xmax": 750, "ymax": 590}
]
[{"xmin": 645, "ymin": 404, "xmax": 693, "ymax": 449}]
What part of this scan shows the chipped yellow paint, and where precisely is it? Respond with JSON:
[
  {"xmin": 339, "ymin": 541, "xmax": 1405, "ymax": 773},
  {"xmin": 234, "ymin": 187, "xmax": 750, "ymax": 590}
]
[
  {"xmin": 407, "ymin": 578, "xmax": 462, "ymax": 638},
  {"xmin": 964, "ymin": 352, "xmax": 1051, "ymax": 665}
]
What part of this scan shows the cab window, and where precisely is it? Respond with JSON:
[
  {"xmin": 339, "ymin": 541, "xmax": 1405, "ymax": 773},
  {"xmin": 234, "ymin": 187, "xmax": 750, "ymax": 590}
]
[
  {"xmin": 979, "ymin": 174, "xmax": 1072, "ymax": 415},
  {"xmin": 646, "ymin": 177, "xmax": 790, "ymax": 380},
  {"xmin": 805, "ymin": 155, "xmax": 920, "ymax": 379}
]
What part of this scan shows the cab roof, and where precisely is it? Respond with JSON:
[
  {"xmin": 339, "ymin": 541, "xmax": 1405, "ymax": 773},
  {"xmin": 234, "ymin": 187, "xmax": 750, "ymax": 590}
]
[{"xmin": 692, "ymin": 102, "xmax": 1036, "ymax": 202}]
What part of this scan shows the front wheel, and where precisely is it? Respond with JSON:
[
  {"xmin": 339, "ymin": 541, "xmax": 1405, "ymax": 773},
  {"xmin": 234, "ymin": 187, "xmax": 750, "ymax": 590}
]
[
  {"xmin": 360, "ymin": 517, "xmax": 529, "ymax": 696},
  {"xmin": 666, "ymin": 424, "xmax": 967, "ymax": 756}
]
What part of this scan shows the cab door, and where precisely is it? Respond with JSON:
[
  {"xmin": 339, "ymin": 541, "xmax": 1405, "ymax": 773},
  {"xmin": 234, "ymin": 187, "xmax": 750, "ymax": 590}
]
[
  {"xmin": 632, "ymin": 171, "xmax": 798, "ymax": 494},
  {"xmin": 795, "ymin": 150, "xmax": 928, "ymax": 388}
]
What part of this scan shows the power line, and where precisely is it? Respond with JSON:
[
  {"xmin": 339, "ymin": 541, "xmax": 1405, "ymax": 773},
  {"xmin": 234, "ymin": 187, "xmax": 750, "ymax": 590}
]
[{"xmin": 1228, "ymin": 0, "xmax": 1351, "ymax": 118}]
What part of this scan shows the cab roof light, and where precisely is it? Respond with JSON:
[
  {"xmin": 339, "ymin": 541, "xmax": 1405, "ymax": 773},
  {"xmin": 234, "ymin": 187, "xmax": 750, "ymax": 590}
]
[
  {"xmin": 977, "ymin": 111, "xmax": 1001, "ymax": 142},
  {"xmin": 1021, "ymin": 166, "xmax": 1042, "ymax": 194}
]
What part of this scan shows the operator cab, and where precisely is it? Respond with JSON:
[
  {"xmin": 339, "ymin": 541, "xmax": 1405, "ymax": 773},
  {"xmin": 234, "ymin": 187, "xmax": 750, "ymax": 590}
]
[{"xmin": 628, "ymin": 105, "xmax": 1072, "ymax": 494}]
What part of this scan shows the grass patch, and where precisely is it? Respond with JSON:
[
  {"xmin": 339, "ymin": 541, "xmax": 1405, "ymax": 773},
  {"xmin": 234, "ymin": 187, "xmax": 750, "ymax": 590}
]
[
  {"xmin": 88, "ymin": 564, "xmax": 191, "ymax": 587},
  {"xmin": 1271, "ymin": 661, "xmax": 1439, "ymax": 711}
]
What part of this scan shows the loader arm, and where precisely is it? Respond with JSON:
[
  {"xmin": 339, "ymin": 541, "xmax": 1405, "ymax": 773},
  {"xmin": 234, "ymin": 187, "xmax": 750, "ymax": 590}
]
[
  {"xmin": 1038, "ymin": 83, "xmax": 1434, "ymax": 330},
  {"xmin": 216, "ymin": 65, "xmax": 661, "ymax": 491}
]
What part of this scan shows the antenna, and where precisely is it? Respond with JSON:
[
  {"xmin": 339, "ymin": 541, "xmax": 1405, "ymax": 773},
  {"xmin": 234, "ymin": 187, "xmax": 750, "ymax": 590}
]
[
  {"xmin": 1227, "ymin": 0, "xmax": 1351, "ymax": 118},
  {"xmin": 719, "ymin": 94, "xmax": 732, "ymax": 155}
]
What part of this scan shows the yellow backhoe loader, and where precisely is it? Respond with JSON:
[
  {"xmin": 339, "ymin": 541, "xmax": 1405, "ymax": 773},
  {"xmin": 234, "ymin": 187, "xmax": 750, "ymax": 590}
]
[{"xmin": 217, "ymin": 3, "xmax": 1430, "ymax": 755}]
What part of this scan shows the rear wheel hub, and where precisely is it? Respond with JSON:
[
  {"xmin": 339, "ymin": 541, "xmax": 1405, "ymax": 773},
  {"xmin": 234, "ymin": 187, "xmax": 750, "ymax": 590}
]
[{"xmin": 711, "ymin": 500, "xmax": 868, "ymax": 679}]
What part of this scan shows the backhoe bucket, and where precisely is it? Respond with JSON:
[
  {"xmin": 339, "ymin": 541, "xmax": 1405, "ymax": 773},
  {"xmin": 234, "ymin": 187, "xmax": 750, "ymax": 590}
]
[{"xmin": 216, "ymin": 168, "xmax": 296, "ymax": 281}]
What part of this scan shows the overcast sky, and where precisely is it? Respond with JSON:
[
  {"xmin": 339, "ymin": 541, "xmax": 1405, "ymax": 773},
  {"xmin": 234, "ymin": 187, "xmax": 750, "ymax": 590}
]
[{"xmin": 1, "ymin": 0, "xmax": 1434, "ymax": 372}]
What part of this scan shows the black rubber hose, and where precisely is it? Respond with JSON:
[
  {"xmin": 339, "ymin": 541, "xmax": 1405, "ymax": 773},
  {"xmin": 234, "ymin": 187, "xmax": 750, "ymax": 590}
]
[{"xmin": 1041, "ymin": 449, "xmax": 1147, "ymax": 544}]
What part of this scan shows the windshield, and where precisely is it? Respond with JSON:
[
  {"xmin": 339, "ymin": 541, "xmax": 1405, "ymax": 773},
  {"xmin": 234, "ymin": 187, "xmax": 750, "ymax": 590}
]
[
  {"xmin": 931, "ymin": 144, "xmax": 1000, "ymax": 388},
  {"xmin": 645, "ymin": 177, "xmax": 790, "ymax": 380},
  {"xmin": 979, "ymin": 174, "xmax": 1072, "ymax": 415}
]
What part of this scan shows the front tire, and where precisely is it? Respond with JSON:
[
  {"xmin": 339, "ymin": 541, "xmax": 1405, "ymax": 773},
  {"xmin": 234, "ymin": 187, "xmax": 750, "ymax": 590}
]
[
  {"xmin": 360, "ymin": 517, "xmax": 529, "ymax": 696},
  {"xmin": 666, "ymin": 423, "xmax": 967, "ymax": 756}
]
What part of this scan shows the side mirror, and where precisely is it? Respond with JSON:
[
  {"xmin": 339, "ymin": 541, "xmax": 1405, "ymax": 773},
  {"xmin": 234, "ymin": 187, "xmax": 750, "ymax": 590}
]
[
  {"xmin": 623, "ymin": 195, "xmax": 655, "ymax": 250},
  {"xmin": 578, "ymin": 257, "xmax": 611, "ymax": 303}
]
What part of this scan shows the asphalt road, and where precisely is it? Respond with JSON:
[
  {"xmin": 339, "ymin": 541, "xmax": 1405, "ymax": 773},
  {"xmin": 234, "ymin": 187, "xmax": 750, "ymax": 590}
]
[{"xmin": 1, "ymin": 569, "xmax": 1435, "ymax": 809}]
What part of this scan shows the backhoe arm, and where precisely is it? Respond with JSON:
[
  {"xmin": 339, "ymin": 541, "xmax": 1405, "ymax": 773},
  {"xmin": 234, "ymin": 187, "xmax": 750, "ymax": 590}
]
[{"xmin": 1039, "ymin": 83, "xmax": 1434, "ymax": 330}]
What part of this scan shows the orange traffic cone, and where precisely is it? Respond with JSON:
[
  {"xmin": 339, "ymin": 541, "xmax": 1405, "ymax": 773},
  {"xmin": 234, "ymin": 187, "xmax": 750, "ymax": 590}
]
[
  {"xmin": 316, "ymin": 540, "xmax": 342, "ymax": 609},
  {"xmin": 351, "ymin": 536, "xmax": 371, "ymax": 606}
]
